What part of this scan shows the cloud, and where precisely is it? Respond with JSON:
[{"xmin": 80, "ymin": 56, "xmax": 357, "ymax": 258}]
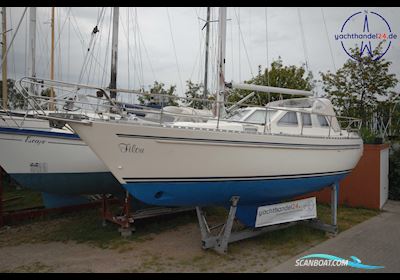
[{"xmin": 2, "ymin": 7, "xmax": 400, "ymax": 97}]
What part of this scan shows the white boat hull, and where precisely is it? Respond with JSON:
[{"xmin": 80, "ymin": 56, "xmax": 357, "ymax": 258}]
[
  {"xmin": 0, "ymin": 115, "xmax": 122, "ymax": 195},
  {"xmin": 69, "ymin": 120, "xmax": 363, "ymax": 212}
]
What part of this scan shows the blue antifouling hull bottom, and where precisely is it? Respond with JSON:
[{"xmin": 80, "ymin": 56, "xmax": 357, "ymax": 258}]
[
  {"xmin": 9, "ymin": 172, "xmax": 123, "ymax": 196},
  {"xmin": 123, "ymin": 172, "xmax": 349, "ymax": 227},
  {"xmin": 41, "ymin": 192, "xmax": 92, "ymax": 208}
]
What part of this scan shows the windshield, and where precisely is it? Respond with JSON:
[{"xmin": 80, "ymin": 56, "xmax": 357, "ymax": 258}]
[{"xmin": 227, "ymin": 109, "xmax": 251, "ymax": 121}]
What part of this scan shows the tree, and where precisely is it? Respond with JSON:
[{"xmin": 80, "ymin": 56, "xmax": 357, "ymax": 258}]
[
  {"xmin": 183, "ymin": 80, "xmax": 212, "ymax": 110},
  {"xmin": 0, "ymin": 79, "xmax": 28, "ymax": 110},
  {"xmin": 227, "ymin": 57, "xmax": 315, "ymax": 106},
  {"xmin": 138, "ymin": 81, "xmax": 178, "ymax": 107},
  {"xmin": 320, "ymin": 42, "xmax": 398, "ymax": 131}
]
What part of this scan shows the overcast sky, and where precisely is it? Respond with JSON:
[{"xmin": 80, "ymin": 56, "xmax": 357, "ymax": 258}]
[{"xmin": 2, "ymin": 7, "xmax": 400, "ymax": 100}]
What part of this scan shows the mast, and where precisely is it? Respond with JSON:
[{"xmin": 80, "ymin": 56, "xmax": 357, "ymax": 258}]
[
  {"xmin": 110, "ymin": 7, "xmax": 119, "ymax": 100},
  {"xmin": 203, "ymin": 7, "xmax": 210, "ymax": 99},
  {"xmin": 49, "ymin": 7, "xmax": 55, "ymax": 110},
  {"xmin": 28, "ymin": 7, "xmax": 36, "ymax": 95},
  {"xmin": 1, "ymin": 7, "xmax": 7, "ymax": 109},
  {"xmin": 216, "ymin": 7, "xmax": 227, "ymax": 119}
]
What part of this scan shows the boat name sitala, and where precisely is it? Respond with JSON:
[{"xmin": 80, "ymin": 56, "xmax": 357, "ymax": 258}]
[{"xmin": 118, "ymin": 143, "xmax": 144, "ymax": 154}]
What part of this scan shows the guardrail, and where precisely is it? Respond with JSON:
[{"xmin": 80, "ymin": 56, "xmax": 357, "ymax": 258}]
[{"xmin": 13, "ymin": 77, "xmax": 361, "ymax": 139}]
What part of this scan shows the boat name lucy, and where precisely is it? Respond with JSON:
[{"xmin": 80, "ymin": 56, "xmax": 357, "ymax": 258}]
[
  {"xmin": 25, "ymin": 136, "xmax": 46, "ymax": 145},
  {"xmin": 119, "ymin": 143, "xmax": 144, "ymax": 154}
]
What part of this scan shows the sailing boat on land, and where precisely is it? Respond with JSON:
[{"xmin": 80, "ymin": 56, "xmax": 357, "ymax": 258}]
[
  {"xmin": 0, "ymin": 7, "xmax": 125, "ymax": 206},
  {"xmin": 46, "ymin": 7, "xmax": 364, "ymax": 227}
]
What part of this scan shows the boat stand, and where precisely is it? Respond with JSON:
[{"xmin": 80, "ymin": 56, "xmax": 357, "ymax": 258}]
[
  {"xmin": 196, "ymin": 183, "xmax": 339, "ymax": 254},
  {"xmin": 101, "ymin": 191, "xmax": 135, "ymax": 237}
]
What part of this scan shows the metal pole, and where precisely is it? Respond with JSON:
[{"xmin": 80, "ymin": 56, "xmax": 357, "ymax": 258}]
[
  {"xmin": 2, "ymin": 7, "xmax": 7, "ymax": 109},
  {"xmin": 203, "ymin": 7, "xmax": 210, "ymax": 100},
  {"xmin": 49, "ymin": 7, "xmax": 55, "ymax": 110},
  {"xmin": 110, "ymin": 7, "xmax": 119, "ymax": 100},
  {"xmin": 331, "ymin": 182, "xmax": 338, "ymax": 227},
  {"xmin": 28, "ymin": 7, "xmax": 36, "ymax": 95},
  {"xmin": 216, "ymin": 7, "xmax": 227, "ymax": 120}
]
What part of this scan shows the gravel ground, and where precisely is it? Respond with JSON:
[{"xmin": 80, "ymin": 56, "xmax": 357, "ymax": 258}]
[
  {"xmin": 0, "ymin": 204, "xmax": 378, "ymax": 272},
  {"xmin": 0, "ymin": 220, "xmax": 321, "ymax": 272}
]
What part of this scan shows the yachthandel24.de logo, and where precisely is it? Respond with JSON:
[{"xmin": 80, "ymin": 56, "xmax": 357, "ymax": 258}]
[
  {"xmin": 295, "ymin": 254, "xmax": 384, "ymax": 270},
  {"xmin": 335, "ymin": 10, "xmax": 397, "ymax": 61}
]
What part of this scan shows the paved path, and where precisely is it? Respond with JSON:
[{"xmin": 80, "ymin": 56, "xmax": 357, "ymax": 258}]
[{"xmin": 269, "ymin": 200, "xmax": 400, "ymax": 273}]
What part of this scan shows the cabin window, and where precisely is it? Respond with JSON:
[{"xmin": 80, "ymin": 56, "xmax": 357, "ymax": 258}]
[
  {"xmin": 317, "ymin": 115, "xmax": 329, "ymax": 127},
  {"xmin": 301, "ymin": 113, "xmax": 312, "ymax": 127},
  {"xmin": 227, "ymin": 109, "xmax": 251, "ymax": 121},
  {"xmin": 278, "ymin": 112, "xmax": 298, "ymax": 126},
  {"xmin": 246, "ymin": 110, "xmax": 266, "ymax": 124}
]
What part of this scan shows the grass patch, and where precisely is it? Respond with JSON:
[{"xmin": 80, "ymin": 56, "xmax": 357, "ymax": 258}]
[
  {"xmin": 1, "ymin": 261, "xmax": 54, "ymax": 273},
  {"xmin": 317, "ymin": 203, "xmax": 380, "ymax": 231},
  {"xmin": 1, "ymin": 177, "xmax": 43, "ymax": 212},
  {"xmin": 0, "ymin": 205, "xmax": 197, "ymax": 249},
  {"xmin": 227, "ymin": 203, "xmax": 380, "ymax": 258},
  {"xmin": 0, "ymin": 201, "xmax": 380, "ymax": 273},
  {"xmin": 0, "ymin": 202, "xmax": 381, "ymax": 273}
]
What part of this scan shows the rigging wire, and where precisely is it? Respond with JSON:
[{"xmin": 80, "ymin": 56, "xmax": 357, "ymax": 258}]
[
  {"xmin": 136, "ymin": 11, "xmax": 144, "ymax": 91},
  {"xmin": 44, "ymin": 7, "xmax": 72, "ymax": 73},
  {"xmin": 1, "ymin": 7, "xmax": 27, "ymax": 72},
  {"xmin": 101, "ymin": 8, "xmax": 112, "ymax": 87},
  {"xmin": 189, "ymin": 7, "xmax": 204, "ymax": 83},
  {"xmin": 321, "ymin": 7, "xmax": 337, "ymax": 72},
  {"xmin": 190, "ymin": 7, "xmax": 202, "ymax": 84},
  {"xmin": 120, "ymin": 9, "xmax": 143, "ymax": 90},
  {"xmin": 127, "ymin": 7, "xmax": 130, "ymax": 90},
  {"xmin": 264, "ymin": 7, "xmax": 270, "ymax": 87},
  {"xmin": 57, "ymin": 8, "xmax": 62, "ymax": 82},
  {"xmin": 69, "ymin": 9, "xmax": 87, "ymax": 56},
  {"xmin": 210, "ymin": 8, "xmax": 218, "ymax": 95},
  {"xmin": 297, "ymin": 8, "xmax": 310, "ymax": 72},
  {"xmin": 264, "ymin": 7, "xmax": 271, "ymax": 103},
  {"xmin": 24, "ymin": 8, "xmax": 28, "ymax": 76},
  {"xmin": 8, "ymin": 9, "xmax": 17, "ymax": 80},
  {"xmin": 166, "ymin": 7, "xmax": 184, "ymax": 95},
  {"xmin": 76, "ymin": 7, "xmax": 105, "ymax": 84},
  {"xmin": 36, "ymin": 8, "xmax": 51, "ymax": 78},
  {"xmin": 233, "ymin": 7, "xmax": 254, "ymax": 79},
  {"xmin": 230, "ymin": 8, "xmax": 234, "ymax": 85},
  {"xmin": 237, "ymin": 7, "xmax": 241, "ymax": 81},
  {"xmin": 136, "ymin": 9, "xmax": 157, "ymax": 85},
  {"xmin": 132, "ymin": 8, "xmax": 137, "ymax": 90},
  {"xmin": 134, "ymin": 9, "xmax": 144, "ymax": 91},
  {"xmin": 67, "ymin": 14, "xmax": 70, "ymax": 81}
]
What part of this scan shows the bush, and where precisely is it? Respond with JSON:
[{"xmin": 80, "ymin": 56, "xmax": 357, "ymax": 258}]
[
  {"xmin": 360, "ymin": 127, "xmax": 383, "ymax": 144},
  {"xmin": 389, "ymin": 144, "xmax": 400, "ymax": 200}
]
